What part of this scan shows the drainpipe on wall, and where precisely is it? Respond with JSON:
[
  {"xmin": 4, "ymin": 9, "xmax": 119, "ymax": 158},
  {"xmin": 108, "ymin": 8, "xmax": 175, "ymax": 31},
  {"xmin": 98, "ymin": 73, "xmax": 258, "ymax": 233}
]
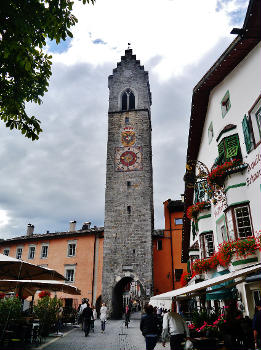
[
  {"xmin": 168, "ymin": 208, "xmax": 175, "ymax": 290},
  {"xmin": 91, "ymin": 233, "xmax": 96, "ymax": 305}
]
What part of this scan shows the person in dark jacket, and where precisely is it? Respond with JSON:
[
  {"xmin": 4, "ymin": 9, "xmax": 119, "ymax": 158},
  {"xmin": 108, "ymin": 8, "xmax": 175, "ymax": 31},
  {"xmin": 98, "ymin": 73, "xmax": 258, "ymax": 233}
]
[
  {"xmin": 253, "ymin": 301, "xmax": 261, "ymax": 349},
  {"xmin": 82, "ymin": 302, "xmax": 93, "ymax": 337},
  {"xmin": 140, "ymin": 304, "xmax": 161, "ymax": 350}
]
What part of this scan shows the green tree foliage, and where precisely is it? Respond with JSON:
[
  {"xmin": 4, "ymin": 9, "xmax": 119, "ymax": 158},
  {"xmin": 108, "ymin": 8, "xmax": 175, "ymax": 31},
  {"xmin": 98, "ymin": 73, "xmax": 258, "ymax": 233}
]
[
  {"xmin": 0, "ymin": 296, "xmax": 22, "ymax": 325},
  {"xmin": 34, "ymin": 295, "xmax": 63, "ymax": 336},
  {"xmin": 0, "ymin": 0, "xmax": 94, "ymax": 140}
]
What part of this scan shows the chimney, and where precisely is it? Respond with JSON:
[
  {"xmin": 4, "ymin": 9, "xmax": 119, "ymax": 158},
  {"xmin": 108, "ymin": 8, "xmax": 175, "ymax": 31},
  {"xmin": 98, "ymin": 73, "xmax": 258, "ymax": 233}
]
[
  {"xmin": 69, "ymin": 220, "xmax": 76, "ymax": 232},
  {"xmin": 82, "ymin": 221, "xmax": 91, "ymax": 230},
  {"xmin": 27, "ymin": 224, "xmax": 34, "ymax": 236}
]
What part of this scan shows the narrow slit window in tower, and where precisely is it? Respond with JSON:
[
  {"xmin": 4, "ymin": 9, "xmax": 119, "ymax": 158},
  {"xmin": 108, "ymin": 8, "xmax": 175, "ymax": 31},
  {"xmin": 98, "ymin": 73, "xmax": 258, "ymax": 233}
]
[{"xmin": 127, "ymin": 206, "xmax": 131, "ymax": 214}]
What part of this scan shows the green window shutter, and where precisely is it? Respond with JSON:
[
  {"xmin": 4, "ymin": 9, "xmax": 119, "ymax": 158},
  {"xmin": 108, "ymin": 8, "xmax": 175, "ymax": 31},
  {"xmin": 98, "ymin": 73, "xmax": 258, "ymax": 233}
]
[
  {"xmin": 225, "ymin": 134, "xmax": 240, "ymax": 159},
  {"xmin": 242, "ymin": 115, "xmax": 252, "ymax": 153}
]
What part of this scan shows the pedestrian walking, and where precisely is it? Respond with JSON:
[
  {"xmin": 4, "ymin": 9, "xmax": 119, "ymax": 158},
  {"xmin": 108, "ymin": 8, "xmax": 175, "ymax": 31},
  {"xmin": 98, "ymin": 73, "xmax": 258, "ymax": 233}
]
[
  {"xmin": 78, "ymin": 298, "xmax": 87, "ymax": 329},
  {"xmin": 162, "ymin": 301, "xmax": 190, "ymax": 350},
  {"xmin": 140, "ymin": 304, "xmax": 161, "ymax": 350},
  {"xmin": 125, "ymin": 304, "xmax": 131, "ymax": 328},
  {"xmin": 253, "ymin": 301, "xmax": 261, "ymax": 349},
  {"xmin": 100, "ymin": 303, "xmax": 108, "ymax": 333},
  {"xmin": 91, "ymin": 306, "xmax": 97, "ymax": 332},
  {"xmin": 82, "ymin": 302, "xmax": 93, "ymax": 337},
  {"xmin": 56, "ymin": 305, "xmax": 63, "ymax": 335}
]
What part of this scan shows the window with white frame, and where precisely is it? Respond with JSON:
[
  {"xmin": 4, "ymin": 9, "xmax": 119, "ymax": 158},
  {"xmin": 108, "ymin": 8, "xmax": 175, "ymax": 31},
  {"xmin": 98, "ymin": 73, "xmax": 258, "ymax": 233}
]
[
  {"xmin": 200, "ymin": 232, "xmax": 214, "ymax": 258},
  {"xmin": 28, "ymin": 246, "xmax": 36, "ymax": 259},
  {"xmin": 225, "ymin": 203, "xmax": 253, "ymax": 239},
  {"xmin": 65, "ymin": 267, "xmax": 75, "ymax": 283},
  {"xmin": 3, "ymin": 248, "xmax": 9, "ymax": 256},
  {"xmin": 175, "ymin": 218, "xmax": 183, "ymax": 225},
  {"xmin": 41, "ymin": 245, "xmax": 48, "ymax": 259},
  {"xmin": 221, "ymin": 90, "xmax": 231, "ymax": 118},
  {"xmin": 208, "ymin": 122, "xmax": 214, "ymax": 144},
  {"xmin": 16, "ymin": 247, "xmax": 23, "ymax": 259},
  {"xmin": 234, "ymin": 205, "xmax": 252, "ymax": 238},
  {"xmin": 225, "ymin": 210, "xmax": 236, "ymax": 241},
  {"xmin": 67, "ymin": 241, "xmax": 76, "ymax": 257},
  {"xmin": 216, "ymin": 216, "xmax": 230, "ymax": 245},
  {"xmin": 249, "ymin": 96, "xmax": 261, "ymax": 148},
  {"xmin": 157, "ymin": 240, "xmax": 162, "ymax": 251}
]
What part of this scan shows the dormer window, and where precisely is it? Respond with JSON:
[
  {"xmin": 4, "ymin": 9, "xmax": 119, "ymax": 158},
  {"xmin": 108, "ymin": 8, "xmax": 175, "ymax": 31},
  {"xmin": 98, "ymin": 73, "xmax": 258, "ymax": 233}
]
[{"xmin": 122, "ymin": 89, "xmax": 135, "ymax": 111}]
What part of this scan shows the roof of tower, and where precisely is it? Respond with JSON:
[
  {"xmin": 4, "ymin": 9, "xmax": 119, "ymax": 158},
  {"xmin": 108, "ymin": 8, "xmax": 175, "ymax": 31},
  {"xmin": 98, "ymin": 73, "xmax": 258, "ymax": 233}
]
[{"xmin": 109, "ymin": 48, "xmax": 148, "ymax": 77}]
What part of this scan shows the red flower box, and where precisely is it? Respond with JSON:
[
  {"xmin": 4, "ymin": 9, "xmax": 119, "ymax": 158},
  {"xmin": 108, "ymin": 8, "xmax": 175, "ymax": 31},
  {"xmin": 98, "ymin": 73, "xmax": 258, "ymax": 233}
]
[
  {"xmin": 186, "ymin": 201, "xmax": 210, "ymax": 220},
  {"xmin": 207, "ymin": 159, "xmax": 241, "ymax": 186},
  {"xmin": 39, "ymin": 290, "xmax": 51, "ymax": 299}
]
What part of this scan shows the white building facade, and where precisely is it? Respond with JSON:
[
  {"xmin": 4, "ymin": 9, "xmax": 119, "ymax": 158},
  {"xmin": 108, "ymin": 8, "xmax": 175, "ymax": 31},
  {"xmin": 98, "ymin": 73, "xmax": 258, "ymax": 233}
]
[{"xmin": 182, "ymin": 0, "xmax": 261, "ymax": 318}]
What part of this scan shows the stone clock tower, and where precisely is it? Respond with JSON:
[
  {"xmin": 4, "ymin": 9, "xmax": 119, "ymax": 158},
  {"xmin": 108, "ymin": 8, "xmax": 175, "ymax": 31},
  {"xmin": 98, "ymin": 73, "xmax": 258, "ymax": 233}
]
[{"xmin": 102, "ymin": 49, "xmax": 154, "ymax": 317}]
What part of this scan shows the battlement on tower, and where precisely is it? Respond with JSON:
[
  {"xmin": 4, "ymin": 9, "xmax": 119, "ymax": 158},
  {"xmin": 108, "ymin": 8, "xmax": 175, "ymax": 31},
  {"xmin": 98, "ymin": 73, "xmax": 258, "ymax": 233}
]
[
  {"xmin": 110, "ymin": 49, "xmax": 148, "ymax": 77},
  {"xmin": 108, "ymin": 49, "xmax": 151, "ymax": 111}
]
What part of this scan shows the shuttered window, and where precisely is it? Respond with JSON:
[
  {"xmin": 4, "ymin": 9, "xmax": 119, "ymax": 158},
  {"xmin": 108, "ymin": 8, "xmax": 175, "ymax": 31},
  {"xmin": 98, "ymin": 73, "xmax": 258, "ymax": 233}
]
[
  {"xmin": 242, "ymin": 115, "xmax": 253, "ymax": 153},
  {"xmin": 217, "ymin": 134, "xmax": 241, "ymax": 163},
  {"xmin": 225, "ymin": 134, "xmax": 239, "ymax": 158}
]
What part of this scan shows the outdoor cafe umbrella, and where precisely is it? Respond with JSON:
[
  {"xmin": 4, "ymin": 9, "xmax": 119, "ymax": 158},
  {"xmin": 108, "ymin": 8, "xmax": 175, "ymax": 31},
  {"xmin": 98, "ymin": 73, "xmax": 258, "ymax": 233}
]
[
  {"xmin": 0, "ymin": 254, "xmax": 65, "ymax": 281},
  {"xmin": 0, "ymin": 279, "xmax": 81, "ymax": 298}
]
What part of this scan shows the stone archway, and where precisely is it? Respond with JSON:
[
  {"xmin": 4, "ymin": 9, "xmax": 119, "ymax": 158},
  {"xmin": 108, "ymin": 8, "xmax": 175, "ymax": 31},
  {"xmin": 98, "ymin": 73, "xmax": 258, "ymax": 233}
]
[
  {"xmin": 112, "ymin": 276, "xmax": 133, "ymax": 319},
  {"xmin": 111, "ymin": 276, "xmax": 145, "ymax": 319}
]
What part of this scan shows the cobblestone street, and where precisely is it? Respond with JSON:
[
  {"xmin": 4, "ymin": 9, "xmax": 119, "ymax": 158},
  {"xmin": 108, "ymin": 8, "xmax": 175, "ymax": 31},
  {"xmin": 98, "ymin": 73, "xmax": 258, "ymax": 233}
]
[{"xmin": 36, "ymin": 314, "xmax": 170, "ymax": 350}]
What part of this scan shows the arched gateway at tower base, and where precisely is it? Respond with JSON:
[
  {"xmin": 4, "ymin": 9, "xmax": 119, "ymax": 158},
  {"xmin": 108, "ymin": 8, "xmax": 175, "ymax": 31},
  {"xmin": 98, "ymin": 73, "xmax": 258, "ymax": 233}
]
[{"xmin": 111, "ymin": 276, "xmax": 145, "ymax": 319}]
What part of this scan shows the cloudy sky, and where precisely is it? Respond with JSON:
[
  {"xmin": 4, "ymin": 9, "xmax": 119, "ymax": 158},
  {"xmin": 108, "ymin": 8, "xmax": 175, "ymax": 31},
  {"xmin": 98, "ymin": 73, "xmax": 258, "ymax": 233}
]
[{"xmin": 0, "ymin": 0, "xmax": 249, "ymax": 238}]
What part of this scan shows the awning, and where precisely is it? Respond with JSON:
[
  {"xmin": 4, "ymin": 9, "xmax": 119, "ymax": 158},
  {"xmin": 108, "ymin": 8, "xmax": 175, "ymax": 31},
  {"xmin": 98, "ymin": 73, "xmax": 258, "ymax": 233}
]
[
  {"xmin": 245, "ymin": 273, "xmax": 261, "ymax": 282},
  {"xmin": 150, "ymin": 263, "xmax": 261, "ymax": 302},
  {"xmin": 206, "ymin": 269, "xmax": 235, "ymax": 300},
  {"xmin": 0, "ymin": 279, "xmax": 81, "ymax": 298}
]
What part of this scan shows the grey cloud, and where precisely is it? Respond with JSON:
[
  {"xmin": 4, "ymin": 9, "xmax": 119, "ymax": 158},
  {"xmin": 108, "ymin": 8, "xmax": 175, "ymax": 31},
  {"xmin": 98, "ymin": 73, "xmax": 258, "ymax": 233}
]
[{"xmin": 0, "ymin": 36, "xmax": 238, "ymax": 238}]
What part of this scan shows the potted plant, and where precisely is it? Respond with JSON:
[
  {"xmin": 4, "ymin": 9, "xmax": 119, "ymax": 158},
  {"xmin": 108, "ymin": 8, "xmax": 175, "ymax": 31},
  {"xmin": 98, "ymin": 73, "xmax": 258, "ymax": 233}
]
[
  {"xmin": 192, "ymin": 258, "xmax": 212, "ymax": 275},
  {"xmin": 186, "ymin": 201, "xmax": 210, "ymax": 220},
  {"xmin": 0, "ymin": 296, "xmax": 22, "ymax": 328},
  {"xmin": 207, "ymin": 159, "xmax": 241, "ymax": 187},
  {"xmin": 230, "ymin": 237, "xmax": 259, "ymax": 271},
  {"xmin": 180, "ymin": 271, "xmax": 192, "ymax": 287},
  {"xmin": 34, "ymin": 292, "xmax": 62, "ymax": 336}
]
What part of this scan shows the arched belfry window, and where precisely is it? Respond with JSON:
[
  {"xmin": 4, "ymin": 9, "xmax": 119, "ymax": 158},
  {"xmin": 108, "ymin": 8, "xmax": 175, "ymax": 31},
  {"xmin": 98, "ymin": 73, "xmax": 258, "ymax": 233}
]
[{"xmin": 121, "ymin": 89, "xmax": 135, "ymax": 111}]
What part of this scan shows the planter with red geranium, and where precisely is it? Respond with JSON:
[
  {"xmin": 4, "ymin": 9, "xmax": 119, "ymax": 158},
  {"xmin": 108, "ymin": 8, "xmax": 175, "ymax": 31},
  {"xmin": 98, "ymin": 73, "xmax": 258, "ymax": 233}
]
[
  {"xmin": 207, "ymin": 159, "xmax": 242, "ymax": 187},
  {"xmin": 186, "ymin": 201, "xmax": 211, "ymax": 221},
  {"xmin": 229, "ymin": 237, "xmax": 259, "ymax": 271},
  {"xmin": 34, "ymin": 291, "xmax": 62, "ymax": 336},
  {"xmin": 179, "ymin": 236, "xmax": 261, "ymax": 287}
]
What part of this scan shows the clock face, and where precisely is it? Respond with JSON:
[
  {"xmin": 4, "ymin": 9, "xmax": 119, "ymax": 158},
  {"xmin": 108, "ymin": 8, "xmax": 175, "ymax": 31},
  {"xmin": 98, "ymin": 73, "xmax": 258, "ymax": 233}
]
[{"xmin": 115, "ymin": 147, "xmax": 142, "ymax": 172}]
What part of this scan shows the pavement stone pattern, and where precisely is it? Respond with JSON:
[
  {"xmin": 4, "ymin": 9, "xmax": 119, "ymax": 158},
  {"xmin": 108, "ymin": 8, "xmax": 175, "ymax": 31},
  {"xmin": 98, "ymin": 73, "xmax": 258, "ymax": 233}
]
[{"xmin": 37, "ymin": 317, "xmax": 170, "ymax": 350}]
